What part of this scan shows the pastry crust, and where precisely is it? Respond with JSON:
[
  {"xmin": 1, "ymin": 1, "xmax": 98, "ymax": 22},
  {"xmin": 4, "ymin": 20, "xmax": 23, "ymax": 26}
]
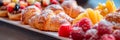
[
  {"xmin": 45, "ymin": 4, "xmax": 74, "ymax": 23},
  {"xmin": 105, "ymin": 12, "xmax": 120, "ymax": 29},
  {"xmin": 8, "ymin": 12, "xmax": 21, "ymax": 21},
  {"xmin": 0, "ymin": 10, "xmax": 8, "ymax": 17},
  {"xmin": 61, "ymin": 0, "xmax": 84, "ymax": 18}
]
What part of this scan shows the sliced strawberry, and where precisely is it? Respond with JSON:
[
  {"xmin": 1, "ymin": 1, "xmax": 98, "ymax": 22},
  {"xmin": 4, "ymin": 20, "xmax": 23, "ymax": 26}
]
[{"xmin": 58, "ymin": 23, "xmax": 72, "ymax": 37}]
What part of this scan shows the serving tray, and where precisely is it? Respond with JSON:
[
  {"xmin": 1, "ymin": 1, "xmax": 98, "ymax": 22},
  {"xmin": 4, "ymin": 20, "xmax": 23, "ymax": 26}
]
[{"xmin": 0, "ymin": 18, "xmax": 70, "ymax": 40}]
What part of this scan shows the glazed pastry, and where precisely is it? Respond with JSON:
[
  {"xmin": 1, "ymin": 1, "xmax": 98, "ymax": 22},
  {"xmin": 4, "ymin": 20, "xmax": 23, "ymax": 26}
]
[
  {"xmin": 73, "ymin": 8, "xmax": 103, "ymax": 25},
  {"xmin": 7, "ymin": 3, "xmax": 22, "ymax": 21},
  {"xmin": 45, "ymin": 4, "xmax": 74, "ymax": 23},
  {"xmin": 116, "ymin": 8, "xmax": 120, "ymax": 12},
  {"xmin": 21, "ymin": 5, "xmax": 41, "ymax": 25},
  {"xmin": 96, "ymin": 0, "xmax": 116, "ymax": 16},
  {"xmin": 0, "ymin": 1, "xmax": 8, "ymax": 17},
  {"xmin": 29, "ymin": 9, "xmax": 70, "ymax": 31},
  {"xmin": 61, "ymin": 0, "xmax": 84, "ymax": 18},
  {"xmin": 105, "ymin": 12, "xmax": 120, "ymax": 29}
]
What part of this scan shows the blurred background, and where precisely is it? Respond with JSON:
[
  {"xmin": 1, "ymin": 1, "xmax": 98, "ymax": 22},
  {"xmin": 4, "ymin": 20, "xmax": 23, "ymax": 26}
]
[{"xmin": 83, "ymin": 0, "xmax": 120, "ymax": 8}]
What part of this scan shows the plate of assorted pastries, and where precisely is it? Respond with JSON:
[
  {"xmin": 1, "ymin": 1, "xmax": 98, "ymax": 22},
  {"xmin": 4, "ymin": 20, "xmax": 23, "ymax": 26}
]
[{"xmin": 0, "ymin": 0, "xmax": 120, "ymax": 40}]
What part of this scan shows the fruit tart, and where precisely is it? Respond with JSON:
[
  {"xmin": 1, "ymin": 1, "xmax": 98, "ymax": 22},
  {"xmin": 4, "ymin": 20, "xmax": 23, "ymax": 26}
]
[
  {"xmin": 45, "ymin": 4, "xmax": 74, "ymax": 23},
  {"xmin": 7, "ymin": 3, "xmax": 22, "ymax": 21},
  {"xmin": 0, "ymin": 1, "xmax": 9, "ymax": 17},
  {"xmin": 21, "ymin": 5, "xmax": 41, "ymax": 25},
  {"xmin": 29, "ymin": 9, "xmax": 70, "ymax": 31}
]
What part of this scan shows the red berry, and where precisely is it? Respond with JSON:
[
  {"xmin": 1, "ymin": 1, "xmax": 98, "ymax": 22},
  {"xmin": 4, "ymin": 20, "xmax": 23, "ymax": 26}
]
[
  {"xmin": 70, "ymin": 27, "xmax": 85, "ymax": 40},
  {"xmin": 20, "ymin": 5, "xmax": 26, "ymax": 9},
  {"xmin": 84, "ymin": 29, "xmax": 98, "ymax": 39},
  {"xmin": 7, "ymin": 3, "xmax": 15, "ymax": 12},
  {"xmin": 58, "ymin": 0, "xmax": 64, "ymax": 4},
  {"xmin": 34, "ymin": 2, "xmax": 41, "ymax": 10},
  {"xmin": 58, "ymin": 23, "xmax": 72, "ymax": 37},
  {"xmin": 42, "ymin": 0, "xmax": 50, "ymax": 7},
  {"xmin": 97, "ymin": 20, "xmax": 113, "ymax": 36},
  {"xmin": 113, "ymin": 30, "xmax": 120, "ymax": 40},
  {"xmin": 7, "ymin": 6, "xmax": 14, "ymax": 13},
  {"xmin": 50, "ymin": 0, "xmax": 59, "ymax": 4},
  {"xmin": 101, "ymin": 34, "xmax": 115, "ymax": 40},
  {"xmin": 78, "ymin": 18, "xmax": 92, "ymax": 32}
]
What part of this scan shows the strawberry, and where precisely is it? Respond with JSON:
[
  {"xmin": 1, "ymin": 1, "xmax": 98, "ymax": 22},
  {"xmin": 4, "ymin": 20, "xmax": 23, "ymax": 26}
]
[
  {"xmin": 78, "ymin": 18, "xmax": 92, "ymax": 32},
  {"xmin": 58, "ymin": 23, "xmax": 72, "ymax": 37},
  {"xmin": 34, "ymin": 2, "xmax": 41, "ymax": 9},
  {"xmin": 50, "ymin": 0, "xmax": 59, "ymax": 4},
  {"xmin": 7, "ymin": 3, "xmax": 15, "ymax": 12}
]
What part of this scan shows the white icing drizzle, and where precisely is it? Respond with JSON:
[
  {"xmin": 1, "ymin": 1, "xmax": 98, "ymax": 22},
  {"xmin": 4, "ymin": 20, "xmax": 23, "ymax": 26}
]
[
  {"xmin": 57, "ymin": 12, "xmax": 73, "ymax": 22},
  {"xmin": 41, "ymin": 9, "xmax": 54, "ymax": 20}
]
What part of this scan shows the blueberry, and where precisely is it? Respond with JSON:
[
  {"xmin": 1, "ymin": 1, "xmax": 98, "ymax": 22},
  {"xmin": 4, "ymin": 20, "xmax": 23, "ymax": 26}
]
[
  {"xmin": 14, "ymin": 4, "xmax": 20, "ymax": 11},
  {"xmin": 0, "ymin": 1, "xmax": 3, "ymax": 6}
]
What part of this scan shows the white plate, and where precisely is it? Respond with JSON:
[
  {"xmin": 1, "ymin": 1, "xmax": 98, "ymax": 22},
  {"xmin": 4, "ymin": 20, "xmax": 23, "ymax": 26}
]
[{"xmin": 0, "ymin": 18, "xmax": 70, "ymax": 40}]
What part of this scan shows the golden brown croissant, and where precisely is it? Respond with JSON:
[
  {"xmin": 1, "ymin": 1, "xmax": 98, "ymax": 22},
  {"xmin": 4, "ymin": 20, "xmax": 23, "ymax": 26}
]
[
  {"xmin": 29, "ymin": 9, "xmax": 70, "ymax": 31},
  {"xmin": 21, "ymin": 5, "xmax": 41, "ymax": 25},
  {"xmin": 45, "ymin": 4, "xmax": 74, "ymax": 23},
  {"xmin": 61, "ymin": 0, "xmax": 84, "ymax": 18}
]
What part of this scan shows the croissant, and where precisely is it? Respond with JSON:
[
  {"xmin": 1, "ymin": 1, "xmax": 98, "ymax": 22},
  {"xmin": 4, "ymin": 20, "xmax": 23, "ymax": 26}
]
[
  {"xmin": 29, "ymin": 9, "xmax": 70, "ymax": 31},
  {"xmin": 21, "ymin": 5, "xmax": 41, "ymax": 25},
  {"xmin": 105, "ymin": 12, "xmax": 120, "ymax": 29},
  {"xmin": 45, "ymin": 4, "xmax": 74, "ymax": 23},
  {"xmin": 61, "ymin": 0, "xmax": 84, "ymax": 18}
]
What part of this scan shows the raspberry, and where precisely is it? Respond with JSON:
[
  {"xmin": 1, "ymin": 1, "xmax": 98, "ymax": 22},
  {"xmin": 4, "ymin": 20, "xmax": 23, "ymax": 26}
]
[
  {"xmin": 113, "ymin": 30, "xmax": 120, "ymax": 40},
  {"xmin": 78, "ymin": 18, "xmax": 92, "ymax": 32},
  {"xmin": 97, "ymin": 20, "xmax": 113, "ymax": 36},
  {"xmin": 58, "ymin": 23, "xmax": 72, "ymax": 37},
  {"xmin": 70, "ymin": 27, "xmax": 85, "ymax": 40},
  {"xmin": 84, "ymin": 29, "xmax": 98, "ymax": 39},
  {"xmin": 101, "ymin": 34, "xmax": 115, "ymax": 40}
]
